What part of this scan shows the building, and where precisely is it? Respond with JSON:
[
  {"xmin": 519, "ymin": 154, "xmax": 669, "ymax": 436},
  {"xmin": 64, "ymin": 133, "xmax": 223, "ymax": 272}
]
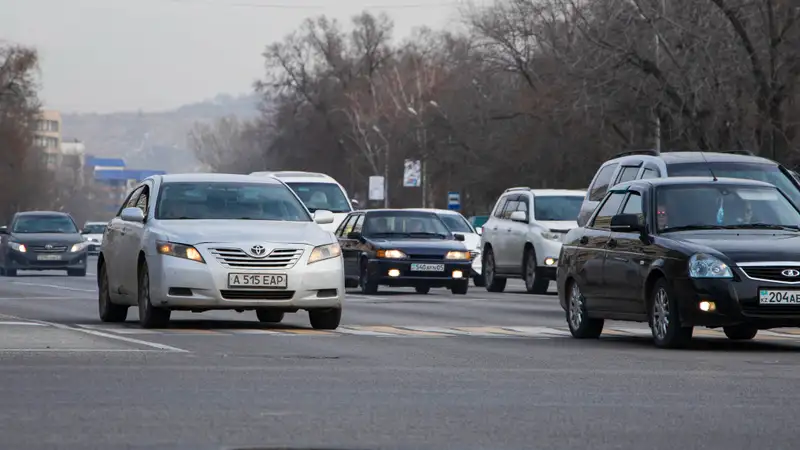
[
  {"xmin": 59, "ymin": 139, "xmax": 87, "ymax": 186},
  {"xmin": 34, "ymin": 110, "xmax": 62, "ymax": 170},
  {"xmin": 85, "ymin": 156, "xmax": 166, "ymax": 214}
]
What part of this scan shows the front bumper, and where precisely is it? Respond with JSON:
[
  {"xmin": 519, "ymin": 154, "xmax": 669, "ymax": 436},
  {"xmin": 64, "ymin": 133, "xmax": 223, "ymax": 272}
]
[
  {"xmin": 3, "ymin": 249, "xmax": 88, "ymax": 270},
  {"xmin": 147, "ymin": 244, "xmax": 344, "ymax": 311},
  {"xmin": 674, "ymin": 273, "xmax": 800, "ymax": 329},
  {"xmin": 535, "ymin": 238, "xmax": 562, "ymax": 274},
  {"xmin": 368, "ymin": 258, "xmax": 472, "ymax": 288},
  {"xmin": 87, "ymin": 243, "xmax": 102, "ymax": 254}
]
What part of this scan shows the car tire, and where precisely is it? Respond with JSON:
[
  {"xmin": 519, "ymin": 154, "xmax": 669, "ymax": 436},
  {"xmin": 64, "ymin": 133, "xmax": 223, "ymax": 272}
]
[
  {"xmin": 523, "ymin": 248, "xmax": 549, "ymax": 295},
  {"xmin": 482, "ymin": 248, "xmax": 506, "ymax": 293},
  {"xmin": 451, "ymin": 281, "xmax": 469, "ymax": 295},
  {"xmin": 723, "ymin": 325, "xmax": 758, "ymax": 340},
  {"xmin": 67, "ymin": 269, "xmax": 86, "ymax": 277},
  {"xmin": 415, "ymin": 286, "xmax": 430, "ymax": 294},
  {"xmin": 473, "ymin": 274, "xmax": 485, "ymax": 287},
  {"xmin": 566, "ymin": 279, "xmax": 603, "ymax": 338},
  {"xmin": 98, "ymin": 263, "xmax": 128, "ymax": 323},
  {"xmin": 309, "ymin": 308, "xmax": 341, "ymax": 330},
  {"xmin": 256, "ymin": 309, "xmax": 285, "ymax": 323},
  {"xmin": 359, "ymin": 258, "xmax": 378, "ymax": 295},
  {"xmin": 137, "ymin": 262, "xmax": 170, "ymax": 329},
  {"xmin": 649, "ymin": 278, "xmax": 693, "ymax": 349}
]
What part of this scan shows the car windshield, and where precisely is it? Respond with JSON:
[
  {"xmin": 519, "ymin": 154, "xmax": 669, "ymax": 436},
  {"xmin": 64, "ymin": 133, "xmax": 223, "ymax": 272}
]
[
  {"xmin": 155, "ymin": 182, "xmax": 312, "ymax": 221},
  {"xmin": 667, "ymin": 162, "xmax": 800, "ymax": 205},
  {"xmin": 363, "ymin": 212, "xmax": 452, "ymax": 238},
  {"xmin": 285, "ymin": 182, "xmax": 352, "ymax": 213},
  {"xmin": 12, "ymin": 216, "xmax": 78, "ymax": 234},
  {"xmin": 534, "ymin": 196, "xmax": 584, "ymax": 221},
  {"xmin": 656, "ymin": 184, "xmax": 800, "ymax": 233},
  {"xmin": 438, "ymin": 214, "xmax": 473, "ymax": 233},
  {"xmin": 83, "ymin": 224, "xmax": 106, "ymax": 234}
]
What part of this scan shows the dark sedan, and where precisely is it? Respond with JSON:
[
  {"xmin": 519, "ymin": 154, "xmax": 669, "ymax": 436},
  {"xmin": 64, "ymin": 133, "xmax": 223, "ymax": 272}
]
[
  {"xmin": 557, "ymin": 176, "xmax": 800, "ymax": 348},
  {"xmin": 0, "ymin": 211, "xmax": 89, "ymax": 277},
  {"xmin": 335, "ymin": 209, "xmax": 472, "ymax": 294}
]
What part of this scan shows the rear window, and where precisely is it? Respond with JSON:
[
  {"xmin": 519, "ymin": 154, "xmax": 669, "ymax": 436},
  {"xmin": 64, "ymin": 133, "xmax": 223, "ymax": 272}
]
[
  {"xmin": 667, "ymin": 162, "xmax": 800, "ymax": 205},
  {"xmin": 588, "ymin": 163, "xmax": 618, "ymax": 201}
]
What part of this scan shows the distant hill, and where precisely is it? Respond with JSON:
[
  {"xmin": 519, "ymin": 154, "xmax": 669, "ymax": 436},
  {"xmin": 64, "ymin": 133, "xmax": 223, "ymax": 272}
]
[{"xmin": 60, "ymin": 93, "xmax": 261, "ymax": 173}]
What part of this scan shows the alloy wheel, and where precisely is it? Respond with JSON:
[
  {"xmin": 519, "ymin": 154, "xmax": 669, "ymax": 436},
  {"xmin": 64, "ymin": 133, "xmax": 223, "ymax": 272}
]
[
  {"xmin": 652, "ymin": 287, "xmax": 670, "ymax": 341},
  {"xmin": 569, "ymin": 282, "xmax": 583, "ymax": 330}
]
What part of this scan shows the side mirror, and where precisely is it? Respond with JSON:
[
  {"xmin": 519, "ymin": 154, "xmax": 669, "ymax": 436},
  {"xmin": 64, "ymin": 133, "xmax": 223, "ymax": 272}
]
[
  {"xmin": 610, "ymin": 214, "xmax": 644, "ymax": 233},
  {"xmin": 509, "ymin": 210, "xmax": 528, "ymax": 223},
  {"xmin": 120, "ymin": 207, "xmax": 145, "ymax": 223},
  {"xmin": 347, "ymin": 231, "xmax": 363, "ymax": 241},
  {"xmin": 454, "ymin": 233, "xmax": 465, "ymax": 242},
  {"xmin": 313, "ymin": 209, "xmax": 335, "ymax": 225},
  {"xmin": 475, "ymin": 226, "xmax": 483, "ymax": 235},
  {"xmin": 351, "ymin": 198, "xmax": 360, "ymax": 208}
]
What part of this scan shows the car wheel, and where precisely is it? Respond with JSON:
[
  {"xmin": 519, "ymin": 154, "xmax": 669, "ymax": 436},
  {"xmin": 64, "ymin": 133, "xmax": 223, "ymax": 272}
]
[
  {"xmin": 137, "ymin": 262, "xmax": 170, "ymax": 329},
  {"xmin": 483, "ymin": 248, "xmax": 506, "ymax": 292},
  {"xmin": 359, "ymin": 258, "xmax": 378, "ymax": 295},
  {"xmin": 566, "ymin": 280, "xmax": 603, "ymax": 338},
  {"xmin": 523, "ymin": 248, "xmax": 549, "ymax": 294},
  {"xmin": 451, "ymin": 281, "xmax": 469, "ymax": 295},
  {"xmin": 256, "ymin": 309, "xmax": 285, "ymax": 323},
  {"xmin": 67, "ymin": 269, "xmax": 86, "ymax": 277},
  {"xmin": 473, "ymin": 274, "xmax": 485, "ymax": 287},
  {"xmin": 649, "ymin": 278, "xmax": 693, "ymax": 349},
  {"xmin": 98, "ymin": 263, "xmax": 128, "ymax": 323},
  {"xmin": 723, "ymin": 325, "xmax": 758, "ymax": 340},
  {"xmin": 415, "ymin": 286, "xmax": 430, "ymax": 294},
  {"xmin": 309, "ymin": 308, "xmax": 341, "ymax": 330}
]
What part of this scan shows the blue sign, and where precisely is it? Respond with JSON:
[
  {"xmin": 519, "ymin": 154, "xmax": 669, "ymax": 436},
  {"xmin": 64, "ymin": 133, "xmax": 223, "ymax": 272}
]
[{"xmin": 447, "ymin": 192, "xmax": 460, "ymax": 210}]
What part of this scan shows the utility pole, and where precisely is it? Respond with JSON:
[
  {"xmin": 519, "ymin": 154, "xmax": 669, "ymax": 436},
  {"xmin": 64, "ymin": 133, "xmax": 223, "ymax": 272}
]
[{"xmin": 654, "ymin": 0, "xmax": 665, "ymax": 152}]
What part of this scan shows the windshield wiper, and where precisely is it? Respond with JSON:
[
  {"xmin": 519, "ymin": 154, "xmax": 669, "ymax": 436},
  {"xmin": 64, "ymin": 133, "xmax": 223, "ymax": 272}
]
[
  {"xmin": 660, "ymin": 224, "xmax": 726, "ymax": 232},
  {"xmin": 408, "ymin": 232, "xmax": 447, "ymax": 238},
  {"xmin": 721, "ymin": 223, "xmax": 800, "ymax": 231}
]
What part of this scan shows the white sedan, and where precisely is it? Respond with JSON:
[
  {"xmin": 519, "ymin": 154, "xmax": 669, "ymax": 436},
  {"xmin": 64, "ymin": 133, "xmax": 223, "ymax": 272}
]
[{"xmin": 96, "ymin": 173, "xmax": 344, "ymax": 329}]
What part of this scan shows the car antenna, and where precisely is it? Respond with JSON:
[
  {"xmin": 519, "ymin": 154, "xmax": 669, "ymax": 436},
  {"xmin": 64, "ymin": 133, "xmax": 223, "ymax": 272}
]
[{"xmin": 699, "ymin": 149, "xmax": 718, "ymax": 181}]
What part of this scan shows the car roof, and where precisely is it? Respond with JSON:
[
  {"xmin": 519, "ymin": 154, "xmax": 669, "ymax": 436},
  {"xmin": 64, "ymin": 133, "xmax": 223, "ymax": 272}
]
[
  {"xmin": 14, "ymin": 211, "xmax": 71, "ymax": 217},
  {"xmin": 615, "ymin": 176, "xmax": 777, "ymax": 190},
  {"xmin": 249, "ymin": 171, "xmax": 338, "ymax": 183},
  {"xmin": 502, "ymin": 187, "xmax": 586, "ymax": 196},
  {"xmin": 607, "ymin": 151, "xmax": 778, "ymax": 166},
  {"xmin": 404, "ymin": 208, "xmax": 464, "ymax": 215},
  {"xmin": 155, "ymin": 173, "xmax": 283, "ymax": 184},
  {"xmin": 355, "ymin": 209, "xmax": 441, "ymax": 215}
]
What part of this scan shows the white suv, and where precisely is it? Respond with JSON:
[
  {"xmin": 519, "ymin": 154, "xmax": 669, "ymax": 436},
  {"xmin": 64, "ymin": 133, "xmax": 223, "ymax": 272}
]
[{"xmin": 481, "ymin": 188, "xmax": 586, "ymax": 294}]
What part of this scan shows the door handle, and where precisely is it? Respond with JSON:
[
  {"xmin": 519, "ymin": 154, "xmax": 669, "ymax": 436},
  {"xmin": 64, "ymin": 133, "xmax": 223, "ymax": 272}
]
[
  {"xmin": 579, "ymin": 236, "xmax": 589, "ymax": 245},
  {"xmin": 607, "ymin": 238, "xmax": 617, "ymax": 248}
]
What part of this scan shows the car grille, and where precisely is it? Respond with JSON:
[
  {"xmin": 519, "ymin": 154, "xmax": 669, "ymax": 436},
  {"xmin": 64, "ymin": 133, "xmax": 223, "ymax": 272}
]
[
  {"xmin": 209, "ymin": 247, "xmax": 304, "ymax": 269},
  {"xmin": 29, "ymin": 245, "xmax": 67, "ymax": 253},
  {"xmin": 740, "ymin": 266, "xmax": 800, "ymax": 283},
  {"xmin": 220, "ymin": 290, "xmax": 295, "ymax": 300},
  {"xmin": 406, "ymin": 253, "xmax": 447, "ymax": 260}
]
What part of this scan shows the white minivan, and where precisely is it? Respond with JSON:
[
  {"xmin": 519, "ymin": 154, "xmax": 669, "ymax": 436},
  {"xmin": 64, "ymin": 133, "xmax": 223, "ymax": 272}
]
[{"xmin": 250, "ymin": 171, "xmax": 354, "ymax": 232}]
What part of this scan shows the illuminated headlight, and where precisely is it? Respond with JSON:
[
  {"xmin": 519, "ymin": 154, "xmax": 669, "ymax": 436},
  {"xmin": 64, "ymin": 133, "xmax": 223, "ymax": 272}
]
[
  {"xmin": 308, "ymin": 243, "xmax": 342, "ymax": 264},
  {"xmin": 377, "ymin": 249, "xmax": 407, "ymax": 259},
  {"xmin": 445, "ymin": 251, "xmax": 471, "ymax": 260},
  {"xmin": 542, "ymin": 231, "xmax": 562, "ymax": 241},
  {"xmin": 9, "ymin": 242, "xmax": 26, "ymax": 253},
  {"xmin": 688, "ymin": 253, "xmax": 732, "ymax": 278},
  {"xmin": 70, "ymin": 242, "xmax": 89, "ymax": 252},
  {"xmin": 156, "ymin": 240, "xmax": 205, "ymax": 263}
]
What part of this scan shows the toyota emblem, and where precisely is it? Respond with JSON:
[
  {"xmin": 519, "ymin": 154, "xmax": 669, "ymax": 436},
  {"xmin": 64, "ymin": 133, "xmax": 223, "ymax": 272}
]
[
  {"xmin": 250, "ymin": 245, "xmax": 267, "ymax": 257},
  {"xmin": 45, "ymin": 244, "xmax": 53, "ymax": 250},
  {"xmin": 782, "ymin": 269, "xmax": 800, "ymax": 278}
]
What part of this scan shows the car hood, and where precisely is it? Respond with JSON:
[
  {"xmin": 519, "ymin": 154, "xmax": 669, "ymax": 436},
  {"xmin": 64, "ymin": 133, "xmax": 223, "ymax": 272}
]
[
  {"xmin": 154, "ymin": 220, "xmax": 335, "ymax": 246},
  {"xmin": 673, "ymin": 231, "xmax": 800, "ymax": 263},
  {"xmin": 459, "ymin": 233, "xmax": 481, "ymax": 251},
  {"xmin": 369, "ymin": 238, "xmax": 468, "ymax": 254},
  {"xmin": 536, "ymin": 220, "xmax": 579, "ymax": 232},
  {"xmin": 9, "ymin": 233, "xmax": 83, "ymax": 245}
]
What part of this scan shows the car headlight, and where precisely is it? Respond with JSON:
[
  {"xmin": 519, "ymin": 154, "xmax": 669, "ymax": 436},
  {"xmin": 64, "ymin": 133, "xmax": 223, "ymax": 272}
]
[
  {"xmin": 377, "ymin": 249, "xmax": 407, "ymax": 259},
  {"xmin": 688, "ymin": 253, "xmax": 732, "ymax": 278},
  {"xmin": 70, "ymin": 242, "xmax": 90, "ymax": 252},
  {"xmin": 308, "ymin": 242, "xmax": 342, "ymax": 264},
  {"xmin": 9, "ymin": 242, "xmax": 26, "ymax": 253},
  {"xmin": 445, "ymin": 250, "xmax": 471, "ymax": 260},
  {"xmin": 156, "ymin": 240, "xmax": 205, "ymax": 263},
  {"xmin": 542, "ymin": 231, "xmax": 562, "ymax": 242}
]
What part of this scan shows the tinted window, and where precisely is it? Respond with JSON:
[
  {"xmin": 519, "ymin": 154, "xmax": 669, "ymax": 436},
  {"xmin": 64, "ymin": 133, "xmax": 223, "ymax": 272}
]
[
  {"xmin": 667, "ymin": 162, "xmax": 800, "ymax": 205},
  {"xmin": 352, "ymin": 215, "xmax": 365, "ymax": 233},
  {"xmin": 155, "ymin": 182, "xmax": 311, "ymax": 221},
  {"xmin": 438, "ymin": 214, "xmax": 473, "ymax": 233},
  {"xmin": 286, "ymin": 182, "xmax": 352, "ymax": 213},
  {"xmin": 336, "ymin": 215, "xmax": 354, "ymax": 237},
  {"xmin": 83, "ymin": 224, "xmax": 107, "ymax": 234},
  {"xmin": 589, "ymin": 164, "xmax": 618, "ymax": 201},
  {"xmin": 641, "ymin": 168, "xmax": 659, "ymax": 179},
  {"xmin": 655, "ymin": 184, "xmax": 800, "ymax": 232},
  {"xmin": 591, "ymin": 193, "xmax": 626, "ymax": 229},
  {"xmin": 502, "ymin": 199, "xmax": 521, "ymax": 219},
  {"xmin": 12, "ymin": 215, "xmax": 78, "ymax": 234},
  {"xmin": 492, "ymin": 198, "xmax": 509, "ymax": 218},
  {"xmin": 617, "ymin": 166, "xmax": 640, "ymax": 183},
  {"xmin": 534, "ymin": 196, "xmax": 584, "ymax": 221},
  {"xmin": 621, "ymin": 192, "xmax": 644, "ymax": 225},
  {"xmin": 363, "ymin": 211, "xmax": 451, "ymax": 238}
]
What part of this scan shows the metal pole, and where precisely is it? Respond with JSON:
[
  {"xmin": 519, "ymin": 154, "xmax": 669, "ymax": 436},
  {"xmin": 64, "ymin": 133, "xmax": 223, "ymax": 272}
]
[
  {"xmin": 383, "ymin": 144, "xmax": 389, "ymax": 208},
  {"xmin": 421, "ymin": 158, "xmax": 426, "ymax": 208},
  {"xmin": 654, "ymin": 0, "xmax": 664, "ymax": 151}
]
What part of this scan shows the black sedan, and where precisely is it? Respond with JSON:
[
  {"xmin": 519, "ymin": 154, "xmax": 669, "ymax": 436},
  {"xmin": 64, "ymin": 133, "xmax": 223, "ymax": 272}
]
[
  {"xmin": 0, "ymin": 211, "xmax": 89, "ymax": 277},
  {"xmin": 557, "ymin": 176, "xmax": 800, "ymax": 348},
  {"xmin": 335, "ymin": 209, "xmax": 472, "ymax": 294}
]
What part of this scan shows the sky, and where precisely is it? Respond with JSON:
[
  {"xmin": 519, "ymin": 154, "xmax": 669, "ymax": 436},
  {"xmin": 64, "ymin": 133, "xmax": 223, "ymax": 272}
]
[{"xmin": 1, "ymin": 0, "xmax": 482, "ymax": 114}]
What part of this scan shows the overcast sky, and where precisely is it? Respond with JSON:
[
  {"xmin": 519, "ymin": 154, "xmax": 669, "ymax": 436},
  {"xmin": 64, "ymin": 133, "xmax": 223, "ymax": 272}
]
[{"xmin": 1, "ymin": 0, "xmax": 480, "ymax": 114}]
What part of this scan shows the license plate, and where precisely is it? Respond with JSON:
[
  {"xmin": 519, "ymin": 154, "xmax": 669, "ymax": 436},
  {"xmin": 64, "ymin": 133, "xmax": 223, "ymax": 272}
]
[
  {"xmin": 228, "ymin": 273, "xmax": 288, "ymax": 288},
  {"xmin": 759, "ymin": 289, "xmax": 800, "ymax": 305},
  {"xmin": 410, "ymin": 263, "xmax": 444, "ymax": 272},
  {"xmin": 37, "ymin": 254, "xmax": 61, "ymax": 261}
]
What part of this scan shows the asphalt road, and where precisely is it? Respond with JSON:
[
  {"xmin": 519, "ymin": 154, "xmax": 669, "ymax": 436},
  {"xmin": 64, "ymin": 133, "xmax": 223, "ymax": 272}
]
[{"xmin": 2, "ymin": 256, "xmax": 800, "ymax": 450}]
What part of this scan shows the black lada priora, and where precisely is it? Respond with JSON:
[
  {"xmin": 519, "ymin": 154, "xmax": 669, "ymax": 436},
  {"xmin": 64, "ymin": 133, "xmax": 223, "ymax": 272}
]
[{"xmin": 557, "ymin": 176, "xmax": 800, "ymax": 348}]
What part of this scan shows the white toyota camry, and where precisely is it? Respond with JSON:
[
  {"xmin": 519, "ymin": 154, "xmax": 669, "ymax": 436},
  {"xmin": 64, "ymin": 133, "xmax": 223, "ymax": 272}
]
[{"xmin": 97, "ymin": 173, "xmax": 345, "ymax": 329}]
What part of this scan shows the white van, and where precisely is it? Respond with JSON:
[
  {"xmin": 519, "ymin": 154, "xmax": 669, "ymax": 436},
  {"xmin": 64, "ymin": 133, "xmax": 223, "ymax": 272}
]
[{"xmin": 250, "ymin": 171, "xmax": 354, "ymax": 232}]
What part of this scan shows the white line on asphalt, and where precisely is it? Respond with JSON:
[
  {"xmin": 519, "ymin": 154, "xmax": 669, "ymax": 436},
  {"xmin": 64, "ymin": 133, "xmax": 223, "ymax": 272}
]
[
  {"xmin": 0, "ymin": 349, "xmax": 170, "ymax": 353},
  {"xmin": 8, "ymin": 281, "xmax": 96, "ymax": 293},
  {"xmin": 76, "ymin": 324, "xmax": 160, "ymax": 334},
  {"xmin": 0, "ymin": 297, "xmax": 87, "ymax": 300},
  {"xmin": 0, "ymin": 321, "xmax": 46, "ymax": 326},
  {"xmin": 334, "ymin": 327, "xmax": 399, "ymax": 336}
]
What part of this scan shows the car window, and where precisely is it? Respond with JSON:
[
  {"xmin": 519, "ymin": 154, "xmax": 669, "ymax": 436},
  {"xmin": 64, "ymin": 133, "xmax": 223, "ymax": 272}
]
[
  {"xmin": 336, "ymin": 215, "xmax": 354, "ymax": 237},
  {"xmin": 588, "ymin": 163, "xmax": 618, "ymax": 201},
  {"xmin": 118, "ymin": 186, "xmax": 144, "ymax": 216},
  {"xmin": 352, "ymin": 214, "xmax": 365, "ymax": 233},
  {"xmin": 617, "ymin": 166, "xmax": 641, "ymax": 183},
  {"xmin": 640, "ymin": 167, "xmax": 659, "ymax": 179},
  {"xmin": 620, "ymin": 192, "xmax": 644, "ymax": 225},
  {"xmin": 154, "ymin": 182, "xmax": 312, "ymax": 221},
  {"xmin": 12, "ymin": 215, "xmax": 78, "ymax": 234},
  {"xmin": 135, "ymin": 186, "xmax": 149, "ymax": 216},
  {"xmin": 82, "ymin": 224, "xmax": 106, "ymax": 234},
  {"xmin": 363, "ymin": 211, "xmax": 451, "ymax": 238},
  {"xmin": 502, "ymin": 199, "xmax": 520, "ymax": 219},
  {"xmin": 438, "ymin": 214, "xmax": 473, "ymax": 233},
  {"xmin": 590, "ymin": 192, "xmax": 626, "ymax": 229},
  {"xmin": 492, "ymin": 197, "xmax": 509, "ymax": 218},
  {"xmin": 534, "ymin": 196, "xmax": 584, "ymax": 221},
  {"xmin": 285, "ymin": 182, "xmax": 352, "ymax": 213}
]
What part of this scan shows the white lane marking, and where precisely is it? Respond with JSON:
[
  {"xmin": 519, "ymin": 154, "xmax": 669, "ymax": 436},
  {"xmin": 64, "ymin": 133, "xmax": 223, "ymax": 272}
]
[
  {"xmin": 0, "ymin": 349, "xmax": 169, "ymax": 353},
  {"xmin": 220, "ymin": 329, "xmax": 283, "ymax": 335},
  {"xmin": 0, "ymin": 297, "xmax": 87, "ymax": 300},
  {"xmin": 399, "ymin": 326, "xmax": 467, "ymax": 335},
  {"xmin": 502, "ymin": 326, "xmax": 573, "ymax": 336},
  {"xmin": 0, "ymin": 314, "xmax": 188, "ymax": 353},
  {"xmin": 0, "ymin": 321, "xmax": 46, "ymax": 326},
  {"xmin": 76, "ymin": 324, "xmax": 159, "ymax": 335},
  {"xmin": 334, "ymin": 326, "xmax": 400, "ymax": 336},
  {"xmin": 8, "ymin": 281, "xmax": 96, "ymax": 293}
]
